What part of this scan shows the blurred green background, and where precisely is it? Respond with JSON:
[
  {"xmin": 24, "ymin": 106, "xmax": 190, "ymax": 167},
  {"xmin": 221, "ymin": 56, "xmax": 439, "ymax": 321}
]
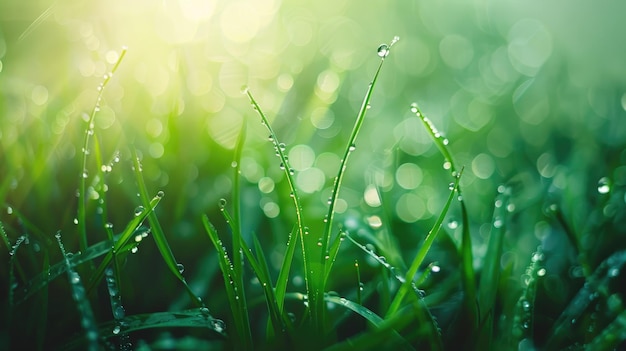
[{"xmin": 1, "ymin": 0, "xmax": 626, "ymax": 347}]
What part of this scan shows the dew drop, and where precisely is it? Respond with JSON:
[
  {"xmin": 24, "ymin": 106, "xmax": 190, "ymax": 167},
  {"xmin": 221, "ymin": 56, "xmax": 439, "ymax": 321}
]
[
  {"xmin": 105, "ymin": 222, "xmax": 114, "ymax": 229},
  {"xmin": 597, "ymin": 177, "xmax": 611, "ymax": 194},
  {"xmin": 176, "ymin": 263, "xmax": 185, "ymax": 274},
  {"xmin": 134, "ymin": 206, "xmax": 144, "ymax": 217},
  {"xmin": 493, "ymin": 217, "xmax": 503, "ymax": 228},
  {"xmin": 82, "ymin": 170, "xmax": 89, "ymax": 179},
  {"xmin": 349, "ymin": 144, "xmax": 356, "ymax": 152},
  {"xmin": 112, "ymin": 325, "xmax": 121, "ymax": 335},
  {"xmin": 240, "ymin": 85, "xmax": 249, "ymax": 94},
  {"xmin": 442, "ymin": 138, "xmax": 449, "ymax": 145},
  {"xmin": 608, "ymin": 267, "xmax": 620, "ymax": 277},
  {"xmin": 218, "ymin": 198, "xmax": 227, "ymax": 209},
  {"xmin": 131, "ymin": 246, "xmax": 138, "ymax": 254},
  {"xmin": 200, "ymin": 307, "xmax": 210, "ymax": 315},
  {"xmin": 431, "ymin": 265, "xmax": 441, "ymax": 273},
  {"xmin": 447, "ymin": 219, "xmax": 459, "ymax": 229},
  {"xmin": 268, "ymin": 135, "xmax": 274, "ymax": 142},
  {"xmin": 230, "ymin": 161, "xmax": 238, "ymax": 168},
  {"xmin": 521, "ymin": 299, "xmax": 531, "ymax": 311},
  {"xmin": 448, "ymin": 182, "xmax": 455, "ymax": 190},
  {"xmin": 156, "ymin": 190, "xmax": 165, "ymax": 199},
  {"xmin": 443, "ymin": 161, "xmax": 452, "ymax": 170},
  {"xmin": 7, "ymin": 206, "xmax": 13, "ymax": 215},
  {"xmin": 73, "ymin": 218, "xmax": 79, "ymax": 225},
  {"xmin": 377, "ymin": 44, "xmax": 390, "ymax": 57},
  {"xmin": 212, "ymin": 319, "xmax": 226, "ymax": 333},
  {"xmin": 278, "ymin": 143, "xmax": 286, "ymax": 151},
  {"xmin": 410, "ymin": 102, "xmax": 419, "ymax": 113},
  {"xmin": 537, "ymin": 268, "xmax": 546, "ymax": 277}
]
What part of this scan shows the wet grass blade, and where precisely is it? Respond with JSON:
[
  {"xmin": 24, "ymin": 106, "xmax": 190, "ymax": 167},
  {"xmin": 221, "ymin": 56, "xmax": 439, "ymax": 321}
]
[
  {"xmin": 60, "ymin": 308, "xmax": 226, "ymax": 350},
  {"xmin": 387, "ymin": 170, "xmax": 462, "ymax": 317},
  {"xmin": 546, "ymin": 250, "xmax": 626, "ymax": 349},
  {"xmin": 77, "ymin": 47, "xmax": 126, "ymax": 253},
  {"xmin": 323, "ymin": 229, "xmax": 346, "ymax": 283},
  {"xmin": 202, "ymin": 215, "xmax": 253, "ymax": 350},
  {"xmin": 244, "ymin": 87, "xmax": 317, "ymax": 329},
  {"xmin": 344, "ymin": 232, "xmax": 406, "ymax": 284},
  {"xmin": 131, "ymin": 148, "xmax": 202, "ymax": 306},
  {"xmin": 55, "ymin": 232, "xmax": 99, "ymax": 351},
  {"xmin": 323, "ymin": 300, "xmax": 421, "ymax": 351},
  {"xmin": 412, "ymin": 102, "xmax": 479, "ymax": 337},
  {"xmin": 18, "ymin": 229, "xmax": 144, "ymax": 304},
  {"xmin": 86, "ymin": 192, "xmax": 161, "ymax": 294},
  {"xmin": 275, "ymin": 225, "xmax": 299, "ymax": 313},
  {"xmin": 321, "ymin": 36, "xmax": 400, "ymax": 272},
  {"xmin": 476, "ymin": 189, "xmax": 510, "ymax": 349},
  {"xmin": 511, "ymin": 246, "xmax": 544, "ymax": 348}
]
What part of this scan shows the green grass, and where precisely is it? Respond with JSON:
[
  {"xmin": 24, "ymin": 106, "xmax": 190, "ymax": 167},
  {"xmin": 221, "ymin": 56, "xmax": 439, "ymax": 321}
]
[{"xmin": 2, "ymin": 35, "xmax": 626, "ymax": 351}]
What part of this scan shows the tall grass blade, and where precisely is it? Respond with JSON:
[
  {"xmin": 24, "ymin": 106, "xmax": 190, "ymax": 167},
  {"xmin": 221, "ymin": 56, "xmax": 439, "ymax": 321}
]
[
  {"xmin": 131, "ymin": 148, "xmax": 203, "ymax": 306},
  {"xmin": 201, "ymin": 215, "xmax": 253, "ymax": 350},
  {"xmin": 77, "ymin": 47, "xmax": 126, "ymax": 252},
  {"xmin": 275, "ymin": 225, "xmax": 299, "ymax": 314},
  {"xmin": 412, "ymin": 102, "xmax": 479, "ymax": 337},
  {"xmin": 55, "ymin": 232, "xmax": 99, "ymax": 351},
  {"xmin": 510, "ymin": 246, "xmax": 544, "ymax": 348},
  {"xmin": 387, "ymin": 169, "xmax": 463, "ymax": 316},
  {"xmin": 243, "ymin": 87, "xmax": 317, "ymax": 329},
  {"xmin": 321, "ymin": 36, "xmax": 400, "ymax": 266},
  {"xmin": 476, "ymin": 188, "xmax": 510, "ymax": 349}
]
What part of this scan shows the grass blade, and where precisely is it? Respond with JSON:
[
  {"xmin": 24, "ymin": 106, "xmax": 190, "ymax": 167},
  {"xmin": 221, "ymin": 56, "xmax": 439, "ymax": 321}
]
[
  {"xmin": 275, "ymin": 225, "xmax": 299, "ymax": 313},
  {"xmin": 321, "ymin": 36, "xmax": 400, "ymax": 268},
  {"xmin": 77, "ymin": 47, "xmax": 126, "ymax": 253},
  {"xmin": 387, "ymin": 169, "xmax": 463, "ymax": 316},
  {"xmin": 55, "ymin": 232, "xmax": 99, "ymax": 351},
  {"xmin": 61, "ymin": 308, "xmax": 226, "ymax": 350},
  {"xmin": 243, "ymin": 87, "xmax": 317, "ymax": 329},
  {"xmin": 476, "ymin": 188, "xmax": 510, "ymax": 348},
  {"xmin": 202, "ymin": 215, "xmax": 252, "ymax": 350},
  {"xmin": 131, "ymin": 148, "xmax": 202, "ymax": 306}
]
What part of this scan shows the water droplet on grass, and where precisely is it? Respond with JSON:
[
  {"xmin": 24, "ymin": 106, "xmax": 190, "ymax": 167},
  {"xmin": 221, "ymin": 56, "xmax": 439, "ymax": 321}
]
[
  {"xmin": 218, "ymin": 198, "xmax": 227, "ymax": 209},
  {"xmin": 240, "ymin": 85, "xmax": 249, "ymax": 94},
  {"xmin": 176, "ymin": 263, "xmax": 185, "ymax": 274},
  {"xmin": 377, "ymin": 44, "xmax": 390, "ymax": 57},
  {"xmin": 597, "ymin": 177, "xmax": 611, "ymax": 194},
  {"xmin": 447, "ymin": 219, "xmax": 458, "ymax": 229},
  {"xmin": 156, "ymin": 190, "xmax": 165, "ymax": 198},
  {"xmin": 410, "ymin": 102, "xmax": 418, "ymax": 113},
  {"xmin": 134, "ymin": 206, "xmax": 144, "ymax": 216},
  {"xmin": 82, "ymin": 170, "xmax": 89, "ymax": 178},
  {"xmin": 112, "ymin": 325, "xmax": 121, "ymax": 335},
  {"xmin": 349, "ymin": 144, "xmax": 356, "ymax": 152},
  {"xmin": 7, "ymin": 206, "xmax": 12, "ymax": 215},
  {"xmin": 73, "ymin": 218, "xmax": 79, "ymax": 225},
  {"xmin": 212, "ymin": 319, "xmax": 225, "ymax": 333}
]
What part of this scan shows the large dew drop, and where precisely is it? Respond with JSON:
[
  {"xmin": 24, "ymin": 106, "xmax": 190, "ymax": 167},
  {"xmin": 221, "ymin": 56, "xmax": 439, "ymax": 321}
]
[
  {"xmin": 377, "ymin": 44, "xmax": 390, "ymax": 58},
  {"xmin": 597, "ymin": 177, "xmax": 611, "ymax": 194}
]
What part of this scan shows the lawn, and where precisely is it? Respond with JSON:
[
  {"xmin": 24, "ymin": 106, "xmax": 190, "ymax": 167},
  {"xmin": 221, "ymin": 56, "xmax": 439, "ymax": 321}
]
[{"xmin": 1, "ymin": 1, "xmax": 626, "ymax": 350}]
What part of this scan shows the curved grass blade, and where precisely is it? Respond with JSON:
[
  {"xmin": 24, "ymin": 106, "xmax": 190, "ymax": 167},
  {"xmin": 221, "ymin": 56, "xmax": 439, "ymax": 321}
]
[
  {"xmin": 201, "ymin": 215, "xmax": 252, "ymax": 350},
  {"xmin": 546, "ymin": 250, "xmax": 626, "ymax": 349},
  {"xmin": 77, "ymin": 47, "xmax": 126, "ymax": 253},
  {"xmin": 387, "ymin": 170, "xmax": 463, "ymax": 317},
  {"xmin": 18, "ymin": 229, "xmax": 145, "ymax": 305},
  {"xmin": 60, "ymin": 308, "xmax": 226, "ymax": 351},
  {"xmin": 411, "ymin": 102, "xmax": 479, "ymax": 334},
  {"xmin": 131, "ymin": 148, "xmax": 202, "ymax": 306},
  {"xmin": 323, "ymin": 300, "xmax": 420, "ymax": 351},
  {"xmin": 243, "ymin": 87, "xmax": 318, "ymax": 328},
  {"xmin": 344, "ymin": 232, "xmax": 406, "ymax": 284}
]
